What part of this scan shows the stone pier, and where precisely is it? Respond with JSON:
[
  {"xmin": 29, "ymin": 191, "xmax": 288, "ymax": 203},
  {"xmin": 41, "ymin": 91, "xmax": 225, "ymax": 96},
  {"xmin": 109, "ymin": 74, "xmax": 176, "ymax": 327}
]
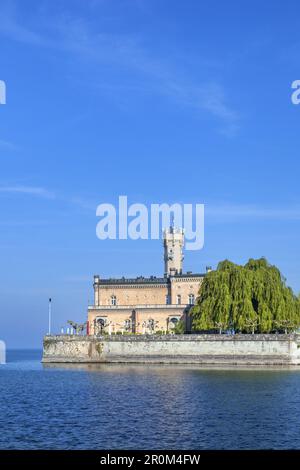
[{"xmin": 42, "ymin": 334, "xmax": 300, "ymax": 365}]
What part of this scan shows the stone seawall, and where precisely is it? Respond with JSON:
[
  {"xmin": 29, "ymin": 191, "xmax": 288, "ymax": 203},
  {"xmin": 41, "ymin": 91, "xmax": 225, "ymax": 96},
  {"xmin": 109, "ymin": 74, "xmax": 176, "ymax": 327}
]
[{"xmin": 42, "ymin": 334, "xmax": 300, "ymax": 365}]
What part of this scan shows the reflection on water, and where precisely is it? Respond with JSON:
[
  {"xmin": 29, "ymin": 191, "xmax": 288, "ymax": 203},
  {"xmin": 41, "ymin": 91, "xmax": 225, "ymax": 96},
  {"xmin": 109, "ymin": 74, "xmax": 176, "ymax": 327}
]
[
  {"xmin": 43, "ymin": 361, "xmax": 300, "ymax": 372},
  {"xmin": 1, "ymin": 350, "xmax": 300, "ymax": 449}
]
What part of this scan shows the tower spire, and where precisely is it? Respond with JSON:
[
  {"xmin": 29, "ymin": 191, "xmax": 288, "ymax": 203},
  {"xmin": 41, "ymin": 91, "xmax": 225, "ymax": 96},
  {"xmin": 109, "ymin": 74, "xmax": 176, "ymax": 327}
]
[
  {"xmin": 171, "ymin": 213, "xmax": 175, "ymax": 230},
  {"xmin": 163, "ymin": 226, "xmax": 184, "ymax": 276}
]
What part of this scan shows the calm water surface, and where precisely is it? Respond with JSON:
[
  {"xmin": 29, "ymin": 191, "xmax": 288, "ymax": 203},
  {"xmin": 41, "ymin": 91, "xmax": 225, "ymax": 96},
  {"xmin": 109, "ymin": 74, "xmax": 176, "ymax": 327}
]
[{"xmin": 1, "ymin": 350, "xmax": 300, "ymax": 449}]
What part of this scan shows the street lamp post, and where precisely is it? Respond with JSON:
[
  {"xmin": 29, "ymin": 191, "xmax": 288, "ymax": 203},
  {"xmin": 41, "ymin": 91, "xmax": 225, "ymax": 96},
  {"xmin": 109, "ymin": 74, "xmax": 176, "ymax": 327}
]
[{"xmin": 48, "ymin": 298, "xmax": 52, "ymax": 335}]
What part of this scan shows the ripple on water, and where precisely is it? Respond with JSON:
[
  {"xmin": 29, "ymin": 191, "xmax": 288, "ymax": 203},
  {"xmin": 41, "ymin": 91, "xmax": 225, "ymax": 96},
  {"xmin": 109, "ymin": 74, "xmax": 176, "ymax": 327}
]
[{"xmin": 1, "ymin": 351, "xmax": 300, "ymax": 449}]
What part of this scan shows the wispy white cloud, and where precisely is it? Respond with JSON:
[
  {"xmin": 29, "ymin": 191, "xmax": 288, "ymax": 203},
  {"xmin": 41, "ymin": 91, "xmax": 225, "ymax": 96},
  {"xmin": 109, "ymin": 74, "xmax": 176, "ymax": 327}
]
[
  {"xmin": 0, "ymin": 184, "xmax": 95, "ymax": 210},
  {"xmin": 0, "ymin": 1, "xmax": 47, "ymax": 46},
  {"xmin": 206, "ymin": 204, "xmax": 300, "ymax": 221},
  {"xmin": 0, "ymin": 219, "xmax": 52, "ymax": 227},
  {"xmin": 0, "ymin": 139, "xmax": 18, "ymax": 151},
  {"xmin": 0, "ymin": 2, "xmax": 239, "ymax": 135},
  {"xmin": 55, "ymin": 18, "xmax": 239, "ymax": 134},
  {"xmin": 1, "ymin": 183, "xmax": 300, "ymax": 223},
  {"xmin": 0, "ymin": 185, "xmax": 56, "ymax": 199}
]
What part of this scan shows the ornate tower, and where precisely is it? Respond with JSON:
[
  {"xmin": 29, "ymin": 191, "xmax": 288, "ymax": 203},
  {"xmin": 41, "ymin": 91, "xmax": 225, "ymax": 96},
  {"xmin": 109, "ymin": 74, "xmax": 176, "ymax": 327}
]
[{"xmin": 163, "ymin": 226, "xmax": 184, "ymax": 276}]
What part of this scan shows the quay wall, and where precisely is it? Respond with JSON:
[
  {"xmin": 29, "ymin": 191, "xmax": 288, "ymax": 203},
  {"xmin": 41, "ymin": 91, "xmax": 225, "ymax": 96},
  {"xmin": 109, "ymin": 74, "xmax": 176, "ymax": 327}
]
[{"xmin": 42, "ymin": 334, "xmax": 300, "ymax": 365}]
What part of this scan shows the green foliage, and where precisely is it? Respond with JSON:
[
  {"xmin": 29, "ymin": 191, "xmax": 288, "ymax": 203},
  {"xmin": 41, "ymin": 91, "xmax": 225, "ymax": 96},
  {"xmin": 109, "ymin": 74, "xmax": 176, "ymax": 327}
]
[
  {"xmin": 173, "ymin": 320, "xmax": 185, "ymax": 334},
  {"xmin": 191, "ymin": 258, "xmax": 300, "ymax": 334}
]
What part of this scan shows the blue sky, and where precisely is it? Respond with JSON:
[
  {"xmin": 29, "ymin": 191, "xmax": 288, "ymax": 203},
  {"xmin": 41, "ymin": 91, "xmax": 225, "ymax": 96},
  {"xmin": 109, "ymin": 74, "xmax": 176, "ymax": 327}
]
[{"xmin": 0, "ymin": 0, "xmax": 300, "ymax": 347}]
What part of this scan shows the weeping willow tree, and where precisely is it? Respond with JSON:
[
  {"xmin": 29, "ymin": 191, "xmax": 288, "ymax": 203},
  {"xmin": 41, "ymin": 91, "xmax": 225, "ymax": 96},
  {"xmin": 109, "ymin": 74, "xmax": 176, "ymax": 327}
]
[{"xmin": 191, "ymin": 258, "xmax": 300, "ymax": 333}]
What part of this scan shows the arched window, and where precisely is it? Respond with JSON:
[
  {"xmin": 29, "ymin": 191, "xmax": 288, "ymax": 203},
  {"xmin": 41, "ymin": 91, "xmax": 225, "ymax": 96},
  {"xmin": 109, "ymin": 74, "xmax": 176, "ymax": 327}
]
[
  {"xmin": 189, "ymin": 294, "xmax": 195, "ymax": 305},
  {"xmin": 111, "ymin": 295, "xmax": 117, "ymax": 306},
  {"xmin": 176, "ymin": 294, "xmax": 181, "ymax": 305}
]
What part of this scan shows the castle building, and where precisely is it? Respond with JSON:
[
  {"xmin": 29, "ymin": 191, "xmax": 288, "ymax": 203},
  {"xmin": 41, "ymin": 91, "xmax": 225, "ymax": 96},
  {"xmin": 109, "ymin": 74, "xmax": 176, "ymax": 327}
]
[{"xmin": 87, "ymin": 227, "xmax": 206, "ymax": 335}]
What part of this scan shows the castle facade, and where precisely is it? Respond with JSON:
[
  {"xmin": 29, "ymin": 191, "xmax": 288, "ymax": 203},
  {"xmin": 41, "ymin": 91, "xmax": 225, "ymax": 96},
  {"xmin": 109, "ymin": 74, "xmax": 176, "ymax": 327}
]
[{"xmin": 87, "ymin": 227, "xmax": 206, "ymax": 335}]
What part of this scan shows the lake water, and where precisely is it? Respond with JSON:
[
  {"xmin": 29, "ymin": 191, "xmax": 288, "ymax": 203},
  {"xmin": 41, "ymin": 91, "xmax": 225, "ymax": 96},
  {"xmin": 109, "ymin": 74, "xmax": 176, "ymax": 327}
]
[{"xmin": 1, "ymin": 350, "xmax": 300, "ymax": 449}]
